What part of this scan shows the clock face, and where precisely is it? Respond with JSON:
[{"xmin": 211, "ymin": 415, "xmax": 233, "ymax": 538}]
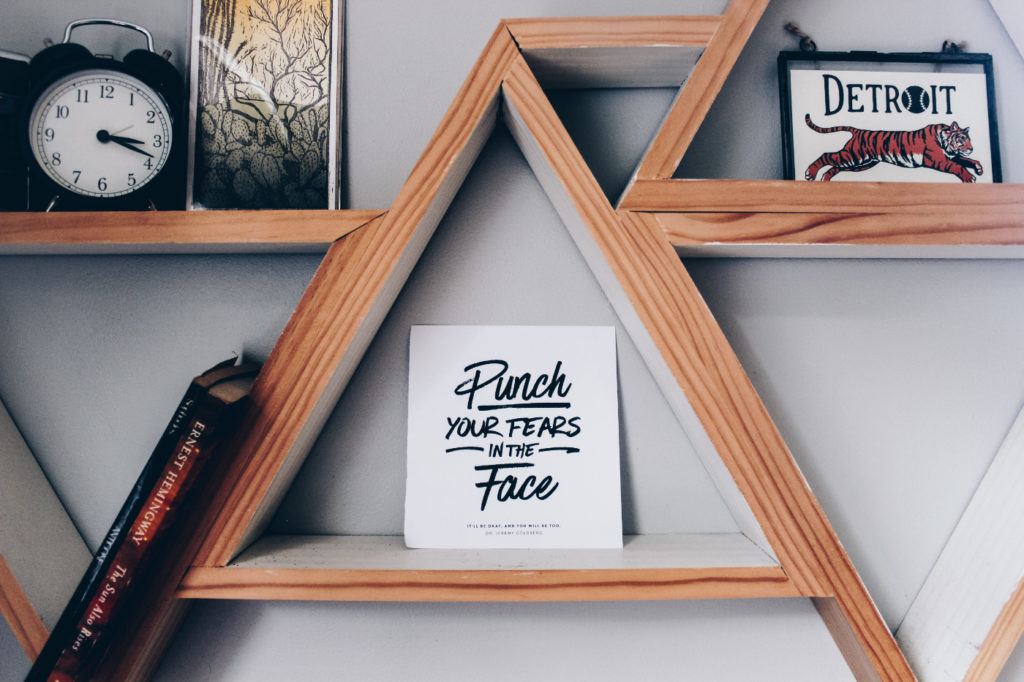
[{"xmin": 27, "ymin": 69, "xmax": 173, "ymax": 198}]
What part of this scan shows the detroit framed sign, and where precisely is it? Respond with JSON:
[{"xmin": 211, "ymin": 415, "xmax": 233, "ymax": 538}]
[{"xmin": 778, "ymin": 51, "xmax": 1001, "ymax": 183}]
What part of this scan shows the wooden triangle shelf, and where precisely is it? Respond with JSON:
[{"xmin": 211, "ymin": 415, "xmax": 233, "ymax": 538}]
[{"xmin": 3, "ymin": 2, "xmax": 1024, "ymax": 680}]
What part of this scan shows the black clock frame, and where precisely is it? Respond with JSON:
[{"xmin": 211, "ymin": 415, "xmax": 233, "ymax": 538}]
[{"xmin": 21, "ymin": 26, "xmax": 186, "ymax": 211}]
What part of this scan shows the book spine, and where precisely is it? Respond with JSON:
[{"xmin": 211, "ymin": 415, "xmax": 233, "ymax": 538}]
[
  {"xmin": 24, "ymin": 381, "xmax": 205, "ymax": 682},
  {"xmin": 42, "ymin": 385, "xmax": 246, "ymax": 682}
]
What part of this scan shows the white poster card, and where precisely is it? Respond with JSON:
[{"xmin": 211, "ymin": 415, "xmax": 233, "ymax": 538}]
[{"xmin": 405, "ymin": 325, "xmax": 622, "ymax": 549}]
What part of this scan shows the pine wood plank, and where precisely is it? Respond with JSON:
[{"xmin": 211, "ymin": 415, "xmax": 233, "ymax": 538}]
[
  {"xmin": 182, "ymin": 534, "xmax": 793, "ymax": 601},
  {"xmin": 814, "ymin": 597, "xmax": 885, "ymax": 682},
  {"xmin": 0, "ymin": 209, "xmax": 383, "ymax": 254},
  {"xmin": 615, "ymin": 212, "xmax": 914, "ymax": 681},
  {"xmin": 630, "ymin": 0, "xmax": 770, "ymax": 182},
  {"xmin": 656, "ymin": 211, "xmax": 1024, "ymax": 257},
  {"xmin": 621, "ymin": 178, "xmax": 1024, "ymax": 214},
  {"xmin": 965, "ymin": 579, "xmax": 1024, "ymax": 681},
  {"xmin": 179, "ymin": 567, "xmax": 796, "ymax": 602},
  {"xmin": 505, "ymin": 15, "xmax": 722, "ymax": 48},
  {"xmin": 0, "ymin": 554, "xmax": 47, "ymax": 660},
  {"xmin": 505, "ymin": 52, "xmax": 798, "ymax": 573},
  {"xmin": 502, "ymin": 59, "xmax": 774, "ymax": 559},
  {"xmin": 194, "ymin": 24, "xmax": 520, "ymax": 568},
  {"xmin": 500, "ymin": 55, "xmax": 913, "ymax": 680},
  {"xmin": 212, "ymin": 533, "xmax": 778, "ymax": 569},
  {"xmin": 897, "ymin": 403, "xmax": 1024, "ymax": 682},
  {"xmin": 193, "ymin": 220, "xmax": 388, "ymax": 567}
]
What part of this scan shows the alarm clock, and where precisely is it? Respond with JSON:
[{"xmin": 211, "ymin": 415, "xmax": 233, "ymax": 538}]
[{"xmin": 22, "ymin": 19, "xmax": 185, "ymax": 211}]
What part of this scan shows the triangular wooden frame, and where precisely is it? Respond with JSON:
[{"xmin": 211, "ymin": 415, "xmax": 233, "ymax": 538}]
[
  {"xmin": 4, "ymin": 1, "xmax": 1024, "ymax": 680},
  {"xmin": 180, "ymin": 3, "xmax": 917, "ymax": 680}
]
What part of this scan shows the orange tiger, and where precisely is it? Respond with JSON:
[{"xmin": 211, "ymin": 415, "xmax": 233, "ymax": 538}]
[{"xmin": 803, "ymin": 114, "xmax": 983, "ymax": 182}]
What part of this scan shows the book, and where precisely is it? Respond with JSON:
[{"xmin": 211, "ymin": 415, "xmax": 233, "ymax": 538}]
[{"xmin": 25, "ymin": 359, "xmax": 259, "ymax": 682}]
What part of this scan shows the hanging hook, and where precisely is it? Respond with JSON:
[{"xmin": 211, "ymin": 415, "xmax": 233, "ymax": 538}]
[{"xmin": 784, "ymin": 22, "xmax": 817, "ymax": 52}]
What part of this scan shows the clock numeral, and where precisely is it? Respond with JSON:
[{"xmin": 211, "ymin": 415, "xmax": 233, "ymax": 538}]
[
  {"xmin": 127, "ymin": 173, "xmax": 136, "ymax": 186},
  {"xmin": 99, "ymin": 84, "xmax": 114, "ymax": 99},
  {"xmin": 50, "ymin": 152, "xmax": 61, "ymax": 166},
  {"xmin": 72, "ymin": 170, "xmax": 81, "ymax": 184},
  {"xmin": 55, "ymin": 105, "xmax": 70, "ymax": 119},
  {"xmin": 129, "ymin": 92, "xmax": 135, "ymax": 106},
  {"xmin": 153, "ymin": 134, "xmax": 163, "ymax": 148},
  {"xmin": 76, "ymin": 89, "xmax": 88, "ymax": 103},
  {"xmin": 97, "ymin": 177, "xmax": 107, "ymax": 191},
  {"xmin": 144, "ymin": 158, "xmax": 153, "ymax": 170},
  {"xmin": 43, "ymin": 128, "xmax": 55, "ymax": 142}
]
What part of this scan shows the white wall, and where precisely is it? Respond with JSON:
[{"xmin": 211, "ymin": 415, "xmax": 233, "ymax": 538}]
[{"xmin": 2, "ymin": 0, "xmax": 1024, "ymax": 680}]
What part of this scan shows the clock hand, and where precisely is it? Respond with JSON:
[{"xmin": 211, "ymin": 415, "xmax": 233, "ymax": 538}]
[
  {"xmin": 108, "ymin": 134, "xmax": 146, "ymax": 146},
  {"xmin": 96, "ymin": 129, "xmax": 154, "ymax": 158},
  {"xmin": 110, "ymin": 137, "xmax": 154, "ymax": 158}
]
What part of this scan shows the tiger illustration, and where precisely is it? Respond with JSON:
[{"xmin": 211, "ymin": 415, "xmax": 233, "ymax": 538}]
[{"xmin": 803, "ymin": 114, "xmax": 983, "ymax": 182}]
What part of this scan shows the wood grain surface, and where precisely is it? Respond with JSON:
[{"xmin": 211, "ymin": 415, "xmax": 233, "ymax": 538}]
[
  {"xmin": 631, "ymin": 0, "xmax": 771, "ymax": 181},
  {"xmin": 506, "ymin": 15, "xmax": 721, "ymax": 48},
  {"xmin": 195, "ymin": 24, "xmax": 519, "ymax": 568},
  {"xmin": 622, "ymin": 178, "xmax": 1024, "ymax": 214},
  {"xmin": 502, "ymin": 52, "xmax": 914, "ymax": 680},
  {"xmin": 0, "ymin": 209, "xmax": 383, "ymax": 253},
  {"xmin": 0, "ymin": 554, "xmax": 46, "ymax": 660}
]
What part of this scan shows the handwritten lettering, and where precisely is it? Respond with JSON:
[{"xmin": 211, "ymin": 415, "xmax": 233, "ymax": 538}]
[
  {"xmin": 506, "ymin": 415, "xmax": 580, "ymax": 438},
  {"xmin": 455, "ymin": 359, "xmax": 572, "ymax": 410},
  {"xmin": 445, "ymin": 415, "xmax": 502, "ymax": 439},
  {"xmin": 474, "ymin": 462, "xmax": 559, "ymax": 511},
  {"xmin": 433, "ymin": 354, "xmax": 588, "ymax": 523}
]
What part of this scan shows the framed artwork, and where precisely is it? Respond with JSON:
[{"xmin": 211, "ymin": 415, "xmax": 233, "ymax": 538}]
[
  {"xmin": 187, "ymin": 0, "xmax": 342, "ymax": 209},
  {"xmin": 779, "ymin": 51, "xmax": 1001, "ymax": 183}
]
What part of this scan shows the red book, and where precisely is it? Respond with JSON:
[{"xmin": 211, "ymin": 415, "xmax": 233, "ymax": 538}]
[{"xmin": 27, "ymin": 360, "xmax": 258, "ymax": 682}]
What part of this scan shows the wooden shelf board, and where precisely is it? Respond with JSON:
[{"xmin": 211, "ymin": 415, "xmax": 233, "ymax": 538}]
[
  {"xmin": 179, "ymin": 534, "xmax": 796, "ymax": 602},
  {"xmin": 657, "ymin": 211, "xmax": 1024, "ymax": 258},
  {"xmin": 505, "ymin": 17, "xmax": 715, "ymax": 88},
  {"xmin": 227, "ymin": 533, "xmax": 778, "ymax": 571},
  {"xmin": 621, "ymin": 178, "xmax": 1024, "ymax": 214},
  {"xmin": 0, "ymin": 209, "xmax": 384, "ymax": 254},
  {"xmin": 505, "ymin": 15, "xmax": 722, "ymax": 49}
]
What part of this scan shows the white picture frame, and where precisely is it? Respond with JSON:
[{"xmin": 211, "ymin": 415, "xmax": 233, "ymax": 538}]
[{"xmin": 186, "ymin": 0, "xmax": 343, "ymax": 209}]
